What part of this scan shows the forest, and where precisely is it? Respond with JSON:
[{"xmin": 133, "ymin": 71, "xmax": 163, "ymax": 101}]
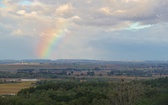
[{"xmin": 0, "ymin": 77, "xmax": 168, "ymax": 105}]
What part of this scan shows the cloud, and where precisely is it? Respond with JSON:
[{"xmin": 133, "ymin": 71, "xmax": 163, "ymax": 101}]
[
  {"xmin": 1, "ymin": 0, "xmax": 168, "ymax": 33},
  {"xmin": 56, "ymin": 3, "xmax": 74, "ymax": 16},
  {"xmin": 99, "ymin": 7, "xmax": 112, "ymax": 15},
  {"xmin": 17, "ymin": 10, "xmax": 26, "ymax": 15},
  {"xmin": 1, "ymin": 0, "xmax": 168, "ymax": 37},
  {"xmin": 11, "ymin": 29, "xmax": 23, "ymax": 36}
]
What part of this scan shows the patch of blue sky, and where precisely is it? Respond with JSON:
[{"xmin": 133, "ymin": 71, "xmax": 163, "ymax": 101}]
[
  {"xmin": 127, "ymin": 22, "xmax": 153, "ymax": 30},
  {"xmin": 0, "ymin": 0, "xmax": 5, "ymax": 8},
  {"xmin": 19, "ymin": 0, "xmax": 32, "ymax": 5}
]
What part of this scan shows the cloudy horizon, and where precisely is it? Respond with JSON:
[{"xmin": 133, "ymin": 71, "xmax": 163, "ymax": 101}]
[{"xmin": 1, "ymin": 0, "xmax": 168, "ymax": 60}]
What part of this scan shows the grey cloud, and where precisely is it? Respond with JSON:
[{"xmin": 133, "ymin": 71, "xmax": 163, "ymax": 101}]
[
  {"xmin": 2, "ymin": 0, "xmax": 168, "ymax": 30},
  {"xmin": 1, "ymin": 0, "xmax": 168, "ymax": 37},
  {"xmin": 73, "ymin": 0, "xmax": 168, "ymax": 27}
]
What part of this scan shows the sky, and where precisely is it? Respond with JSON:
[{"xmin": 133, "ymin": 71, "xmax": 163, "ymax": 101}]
[{"xmin": 1, "ymin": 0, "xmax": 168, "ymax": 60}]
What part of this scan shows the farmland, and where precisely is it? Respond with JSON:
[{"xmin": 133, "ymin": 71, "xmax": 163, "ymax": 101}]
[
  {"xmin": 1, "ymin": 60, "xmax": 168, "ymax": 79},
  {"xmin": 0, "ymin": 81, "xmax": 35, "ymax": 95},
  {"xmin": 0, "ymin": 60, "xmax": 168, "ymax": 105},
  {"xmin": 0, "ymin": 59, "xmax": 168, "ymax": 95}
]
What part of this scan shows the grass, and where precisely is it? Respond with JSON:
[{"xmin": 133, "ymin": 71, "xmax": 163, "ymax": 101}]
[{"xmin": 0, "ymin": 82, "xmax": 35, "ymax": 95}]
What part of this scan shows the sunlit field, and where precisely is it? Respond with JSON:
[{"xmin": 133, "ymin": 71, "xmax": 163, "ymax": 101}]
[{"xmin": 0, "ymin": 82, "xmax": 35, "ymax": 95}]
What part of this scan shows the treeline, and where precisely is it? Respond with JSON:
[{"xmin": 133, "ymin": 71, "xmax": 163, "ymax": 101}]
[
  {"xmin": 0, "ymin": 71, "xmax": 67, "ymax": 79},
  {"xmin": 107, "ymin": 69, "xmax": 152, "ymax": 77},
  {"xmin": 0, "ymin": 77, "xmax": 168, "ymax": 105}
]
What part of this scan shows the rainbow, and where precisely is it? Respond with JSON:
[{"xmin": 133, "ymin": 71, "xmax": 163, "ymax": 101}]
[{"xmin": 37, "ymin": 22, "xmax": 68, "ymax": 59}]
